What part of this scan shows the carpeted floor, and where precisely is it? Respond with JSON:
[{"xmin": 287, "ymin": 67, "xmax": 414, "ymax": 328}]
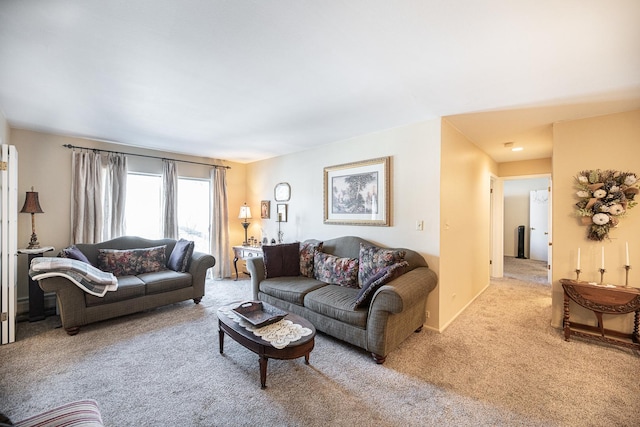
[
  {"xmin": 1, "ymin": 275, "xmax": 638, "ymax": 426},
  {"xmin": 503, "ymin": 256, "xmax": 549, "ymax": 284}
]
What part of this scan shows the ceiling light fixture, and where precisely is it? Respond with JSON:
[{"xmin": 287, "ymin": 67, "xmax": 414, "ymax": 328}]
[{"xmin": 512, "ymin": 147, "xmax": 524, "ymax": 152}]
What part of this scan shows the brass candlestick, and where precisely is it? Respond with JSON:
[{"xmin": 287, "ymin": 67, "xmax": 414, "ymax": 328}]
[
  {"xmin": 625, "ymin": 265, "xmax": 631, "ymax": 287},
  {"xmin": 599, "ymin": 268, "xmax": 606, "ymax": 284},
  {"xmin": 575, "ymin": 269, "xmax": 581, "ymax": 281}
]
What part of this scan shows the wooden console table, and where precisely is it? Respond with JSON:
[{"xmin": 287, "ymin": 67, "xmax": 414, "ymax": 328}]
[
  {"xmin": 560, "ymin": 279, "xmax": 640, "ymax": 351},
  {"xmin": 232, "ymin": 246, "xmax": 263, "ymax": 280}
]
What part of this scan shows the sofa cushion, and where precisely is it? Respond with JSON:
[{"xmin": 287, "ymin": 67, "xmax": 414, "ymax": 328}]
[
  {"xmin": 85, "ymin": 275, "xmax": 146, "ymax": 306},
  {"xmin": 259, "ymin": 276, "xmax": 327, "ymax": 306},
  {"xmin": 167, "ymin": 239, "xmax": 194, "ymax": 272},
  {"xmin": 59, "ymin": 245, "xmax": 93, "ymax": 265},
  {"xmin": 97, "ymin": 245, "xmax": 167, "ymax": 276},
  {"xmin": 304, "ymin": 285, "xmax": 368, "ymax": 328},
  {"xmin": 353, "ymin": 261, "xmax": 409, "ymax": 309},
  {"xmin": 263, "ymin": 243, "xmax": 300, "ymax": 278},
  {"xmin": 299, "ymin": 241, "xmax": 323, "ymax": 278},
  {"xmin": 313, "ymin": 252, "xmax": 359, "ymax": 288},
  {"xmin": 139, "ymin": 270, "xmax": 192, "ymax": 294},
  {"xmin": 358, "ymin": 243, "xmax": 406, "ymax": 287}
]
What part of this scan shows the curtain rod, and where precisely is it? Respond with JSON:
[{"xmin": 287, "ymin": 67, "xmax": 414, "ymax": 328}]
[{"xmin": 62, "ymin": 144, "xmax": 231, "ymax": 169}]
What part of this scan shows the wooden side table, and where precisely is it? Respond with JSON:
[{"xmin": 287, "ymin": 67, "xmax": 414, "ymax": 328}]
[
  {"xmin": 18, "ymin": 246, "xmax": 55, "ymax": 322},
  {"xmin": 560, "ymin": 279, "xmax": 640, "ymax": 351},
  {"xmin": 232, "ymin": 246, "xmax": 263, "ymax": 280}
]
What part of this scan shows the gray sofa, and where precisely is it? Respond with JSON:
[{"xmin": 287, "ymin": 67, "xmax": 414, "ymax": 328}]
[
  {"xmin": 247, "ymin": 236, "xmax": 438, "ymax": 363},
  {"xmin": 37, "ymin": 236, "xmax": 215, "ymax": 335}
]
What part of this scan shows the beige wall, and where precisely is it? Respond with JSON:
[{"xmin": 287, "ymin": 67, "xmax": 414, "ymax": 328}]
[
  {"xmin": 246, "ymin": 119, "xmax": 443, "ymax": 329},
  {"xmin": 11, "ymin": 128, "xmax": 246, "ymax": 301},
  {"xmin": 499, "ymin": 158, "xmax": 551, "ymax": 177},
  {"xmin": 439, "ymin": 119, "xmax": 497, "ymax": 329},
  {"xmin": 551, "ymin": 110, "xmax": 640, "ymax": 330}
]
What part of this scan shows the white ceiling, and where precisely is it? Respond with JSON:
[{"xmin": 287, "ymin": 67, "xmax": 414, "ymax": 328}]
[{"xmin": 1, "ymin": 0, "xmax": 639, "ymax": 164}]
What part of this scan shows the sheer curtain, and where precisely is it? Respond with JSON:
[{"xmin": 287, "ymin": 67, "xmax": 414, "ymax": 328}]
[
  {"xmin": 103, "ymin": 153, "xmax": 127, "ymax": 240},
  {"xmin": 162, "ymin": 159, "xmax": 179, "ymax": 239},
  {"xmin": 210, "ymin": 167, "xmax": 230, "ymax": 279},
  {"xmin": 71, "ymin": 151, "xmax": 103, "ymax": 244}
]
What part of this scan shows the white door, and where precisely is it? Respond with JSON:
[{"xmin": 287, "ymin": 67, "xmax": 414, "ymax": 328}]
[
  {"xmin": 529, "ymin": 189, "xmax": 549, "ymax": 262},
  {"xmin": 1, "ymin": 144, "xmax": 18, "ymax": 344}
]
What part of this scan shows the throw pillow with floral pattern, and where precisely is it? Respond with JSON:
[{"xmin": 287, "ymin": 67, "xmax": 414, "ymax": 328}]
[
  {"xmin": 299, "ymin": 241, "xmax": 323, "ymax": 278},
  {"xmin": 358, "ymin": 243, "xmax": 406, "ymax": 288},
  {"xmin": 98, "ymin": 245, "xmax": 167, "ymax": 276},
  {"xmin": 313, "ymin": 251, "xmax": 359, "ymax": 288}
]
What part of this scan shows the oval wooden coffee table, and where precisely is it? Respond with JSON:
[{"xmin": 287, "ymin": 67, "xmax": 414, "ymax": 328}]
[{"xmin": 217, "ymin": 303, "xmax": 316, "ymax": 389}]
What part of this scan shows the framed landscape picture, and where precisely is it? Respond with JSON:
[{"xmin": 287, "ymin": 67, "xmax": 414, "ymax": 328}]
[{"xmin": 323, "ymin": 156, "xmax": 390, "ymax": 226}]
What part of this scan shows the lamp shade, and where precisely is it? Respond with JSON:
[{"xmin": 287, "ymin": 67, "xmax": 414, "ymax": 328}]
[
  {"xmin": 20, "ymin": 189, "xmax": 44, "ymax": 214},
  {"xmin": 238, "ymin": 204, "xmax": 252, "ymax": 220}
]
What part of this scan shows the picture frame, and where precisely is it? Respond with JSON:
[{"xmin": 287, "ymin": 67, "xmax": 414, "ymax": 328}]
[
  {"xmin": 276, "ymin": 203, "xmax": 288, "ymax": 222},
  {"xmin": 274, "ymin": 182, "xmax": 291, "ymax": 202},
  {"xmin": 324, "ymin": 156, "xmax": 390, "ymax": 226},
  {"xmin": 260, "ymin": 200, "xmax": 270, "ymax": 219}
]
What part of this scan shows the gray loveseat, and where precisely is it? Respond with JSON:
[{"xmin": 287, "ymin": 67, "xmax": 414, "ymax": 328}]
[
  {"xmin": 37, "ymin": 236, "xmax": 215, "ymax": 335},
  {"xmin": 247, "ymin": 236, "xmax": 438, "ymax": 363}
]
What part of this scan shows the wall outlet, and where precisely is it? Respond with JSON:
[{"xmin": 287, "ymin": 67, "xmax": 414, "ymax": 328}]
[{"xmin": 426, "ymin": 310, "xmax": 430, "ymax": 318}]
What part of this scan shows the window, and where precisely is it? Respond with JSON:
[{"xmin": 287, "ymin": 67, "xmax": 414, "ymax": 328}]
[
  {"xmin": 125, "ymin": 173, "xmax": 162, "ymax": 239},
  {"xmin": 178, "ymin": 178, "xmax": 210, "ymax": 253},
  {"xmin": 125, "ymin": 173, "xmax": 210, "ymax": 252}
]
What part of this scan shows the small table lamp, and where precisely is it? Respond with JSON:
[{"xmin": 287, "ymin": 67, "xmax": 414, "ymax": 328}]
[
  {"xmin": 20, "ymin": 187, "xmax": 44, "ymax": 249},
  {"xmin": 238, "ymin": 203, "xmax": 252, "ymax": 246}
]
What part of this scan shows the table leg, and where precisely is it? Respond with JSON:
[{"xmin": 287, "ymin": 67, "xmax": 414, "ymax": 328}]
[
  {"xmin": 259, "ymin": 355, "xmax": 268, "ymax": 389},
  {"xmin": 304, "ymin": 353, "xmax": 310, "ymax": 365},
  {"xmin": 563, "ymin": 292, "xmax": 571, "ymax": 341},
  {"xmin": 28, "ymin": 253, "xmax": 46, "ymax": 322},
  {"xmin": 219, "ymin": 325, "xmax": 224, "ymax": 354},
  {"xmin": 233, "ymin": 256, "xmax": 239, "ymax": 281}
]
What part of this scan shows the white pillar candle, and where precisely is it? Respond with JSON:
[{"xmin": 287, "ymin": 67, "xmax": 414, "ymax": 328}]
[
  {"xmin": 626, "ymin": 242, "xmax": 629, "ymax": 266},
  {"xmin": 577, "ymin": 248, "xmax": 581, "ymax": 270},
  {"xmin": 601, "ymin": 246, "xmax": 605, "ymax": 269}
]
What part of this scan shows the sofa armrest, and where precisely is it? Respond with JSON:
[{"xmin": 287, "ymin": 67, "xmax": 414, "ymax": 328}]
[
  {"xmin": 369, "ymin": 266, "xmax": 438, "ymax": 314},
  {"xmin": 366, "ymin": 266, "xmax": 438, "ymax": 358},
  {"xmin": 246, "ymin": 256, "xmax": 265, "ymax": 300},
  {"xmin": 188, "ymin": 251, "xmax": 216, "ymax": 295}
]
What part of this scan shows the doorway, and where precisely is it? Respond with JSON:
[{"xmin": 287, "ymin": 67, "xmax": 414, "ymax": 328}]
[{"xmin": 493, "ymin": 175, "xmax": 551, "ymax": 284}]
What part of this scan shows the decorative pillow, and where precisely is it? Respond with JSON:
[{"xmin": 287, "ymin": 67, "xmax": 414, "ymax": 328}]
[
  {"xmin": 59, "ymin": 245, "xmax": 92, "ymax": 265},
  {"xmin": 167, "ymin": 239, "xmax": 195, "ymax": 272},
  {"xmin": 313, "ymin": 252, "xmax": 359, "ymax": 288},
  {"xmin": 358, "ymin": 243, "xmax": 406, "ymax": 288},
  {"xmin": 299, "ymin": 241, "xmax": 323, "ymax": 278},
  {"xmin": 352, "ymin": 261, "xmax": 409, "ymax": 309},
  {"xmin": 263, "ymin": 242, "xmax": 301, "ymax": 278},
  {"xmin": 97, "ymin": 245, "xmax": 167, "ymax": 276}
]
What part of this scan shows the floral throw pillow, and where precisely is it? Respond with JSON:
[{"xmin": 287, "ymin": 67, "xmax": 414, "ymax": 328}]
[
  {"xmin": 313, "ymin": 251, "xmax": 359, "ymax": 288},
  {"xmin": 352, "ymin": 261, "xmax": 409, "ymax": 309},
  {"xmin": 97, "ymin": 245, "xmax": 167, "ymax": 277},
  {"xmin": 358, "ymin": 243, "xmax": 406, "ymax": 288},
  {"xmin": 299, "ymin": 241, "xmax": 323, "ymax": 278}
]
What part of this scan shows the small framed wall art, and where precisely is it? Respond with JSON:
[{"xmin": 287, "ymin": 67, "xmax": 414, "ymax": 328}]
[
  {"xmin": 260, "ymin": 200, "xmax": 270, "ymax": 219},
  {"xmin": 276, "ymin": 203, "xmax": 288, "ymax": 222},
  {"xmin": 324, "ymin": 156, "xmax": 390, "ymax": 226}
]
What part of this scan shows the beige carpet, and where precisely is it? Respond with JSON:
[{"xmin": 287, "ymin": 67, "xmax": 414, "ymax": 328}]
[{"xmin": 1, "ymin": 275, "xmax": 638, "ymax": 426}]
